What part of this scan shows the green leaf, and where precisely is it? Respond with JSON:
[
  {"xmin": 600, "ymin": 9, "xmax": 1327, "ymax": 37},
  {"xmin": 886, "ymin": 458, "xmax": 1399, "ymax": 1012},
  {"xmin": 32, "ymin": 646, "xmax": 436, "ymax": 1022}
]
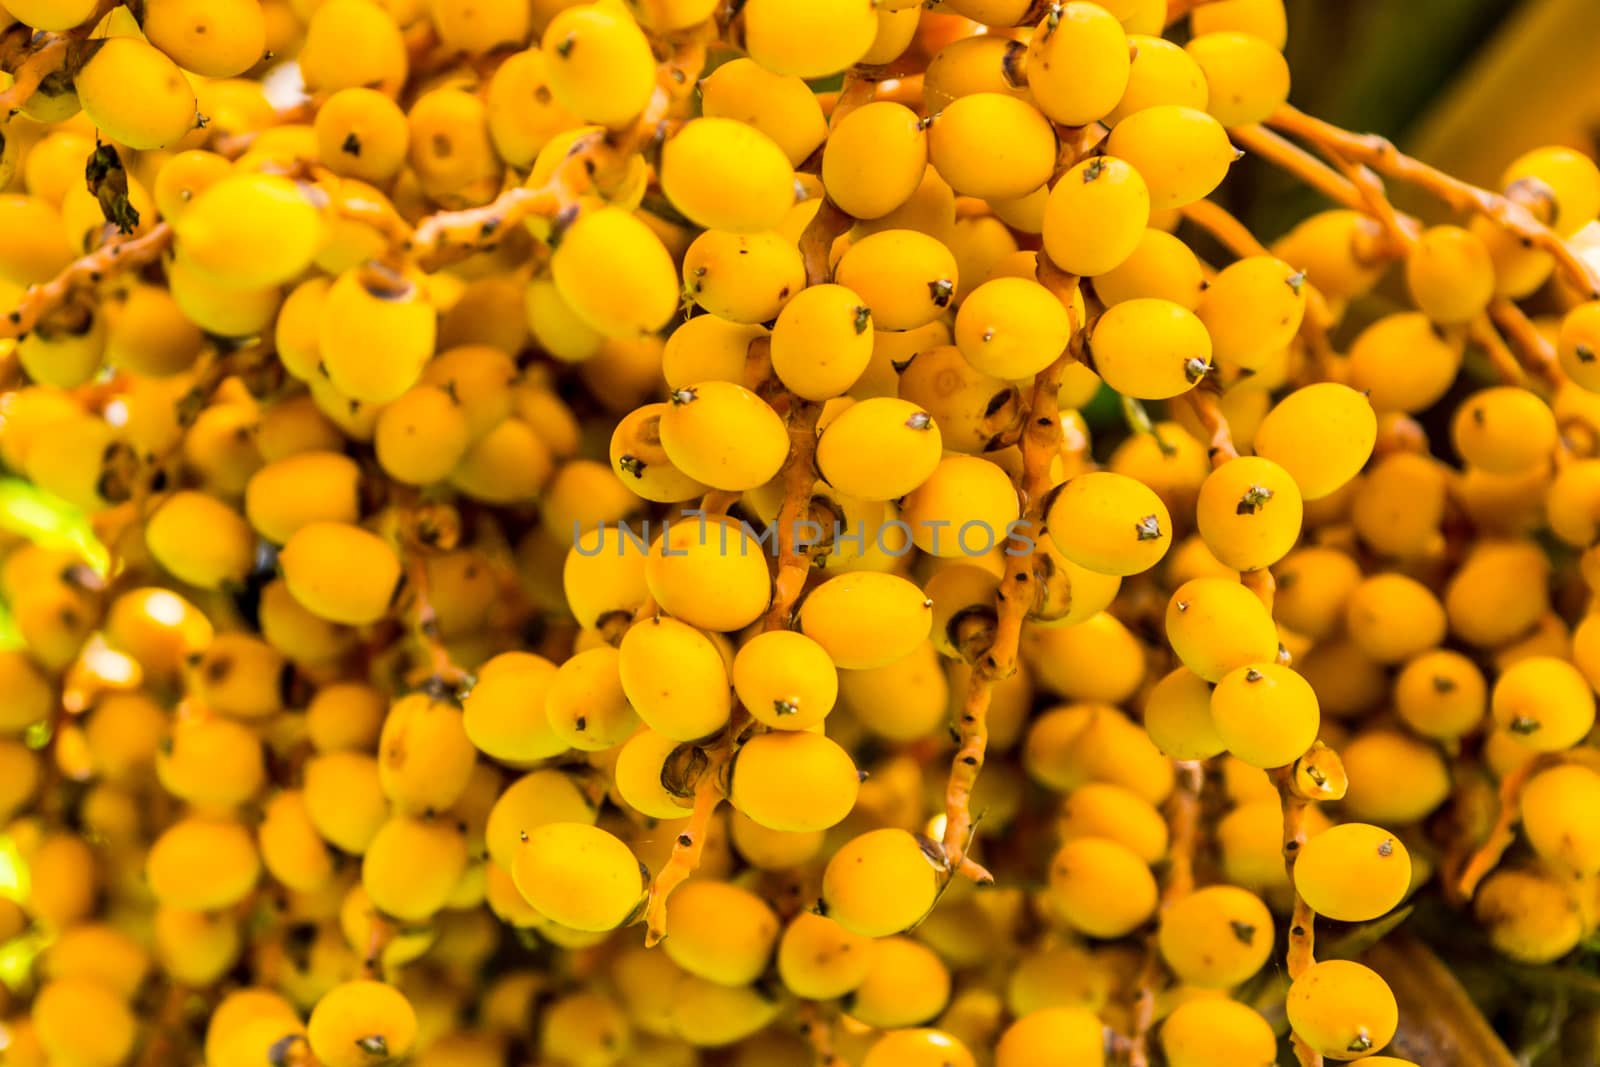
[{"xmin": 0, "ymin": 477, "xmax": 110, "ymax": 578}]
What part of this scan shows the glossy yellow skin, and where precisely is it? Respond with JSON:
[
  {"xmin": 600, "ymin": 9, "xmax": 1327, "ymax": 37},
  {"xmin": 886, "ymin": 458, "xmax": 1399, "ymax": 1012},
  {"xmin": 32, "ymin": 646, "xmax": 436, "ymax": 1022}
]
[
  {"xmin": 1186, "ymin": 31, "xmax": 1289, "ymax": 127},
  {"xmin": 1252, "ymin": 382, "xmax": 1376, "ymax": 499},
  {"xmin": 815, "ymin": 396, "xmax": 943, "ymax": 501},
  {"xmin": 833, "ymin": 641, "xmax": 948, "ymax": 741},
  {"xmin": 1451, "ymin": 385, "xmax": 1558, "ymax": 474},
  {"xmin": 659, "ymin": 879, "xmax": 779, "ymax": 986},
  {"xmin": 1157, "ymin": 885, "xmax": 1273, "ymax": 988},
  {"xmin": 1287, "ymin": 960, "xmax": 1398, "ymax": 1061},
  {"xmin": 14, "ymin": 302, "xmax": 106, "ymax": 388},
  {"xmin": 849, "ymin": 934, "xmax": 952, "ymax": 1029},
  {"xmin": 1294, "ymin": 823, "xmax": 1411, "ymax": 923},
  {"xmin": 770, "ymin": 283, "xmax": 876, "ymax": 400},
  {"xmin": 834, "ymin": 229, "xmax": 960, "ymax": 331},
  {"xmin": 1504, "ymin": 145, "xmax": 1600, "ymax": 236},
  {"xmin": 661, "ymin": 117, "xmax": 795, "ymax": 233},
  {"xmin": 1092, "ymin": 227, "xmax": 1206, "ymax": 310},
  {"xmin": 280, "ymin": 521, "xmax": 401, "ymax": 626},
  {"xmin": 143, "ymin": 0, "xmax": 265, "ymax": 77},
  {"xmin": 1198, "ymin": 256, "xmax": 1307, "ymax": 370},
  {"xmin": 19, "ymin": 831, "xmax": 95, "ymax": 930},
  {"xmin": 1025, "ymin": 702, "xmax": 1171, "ymax": 802},
  {"xmin": 663, "ymin": 315, "xmax": 766, "ymax": 388},
  {"xmin": 954, "ymin": 276, "xmax": 1072, "ymax": 379},
  {"xmin": 144, "ymin": 490, "xmax": 256, "ymax": 591},
  {"xmin": 453, "ymin": 420, "xmax": 553, "ymax": 504},
  {"xmin": 1047, "ymin": 836, "xmax": 1158, "ymax": 938},
  {"xmin": 5, "ymin": 0, "xmax": 97, "ymax": 27},
  {"xmin": 895, "ymin": 342, "xmax": 1018, "ymax": 452},
  {"xmin": 1393, "ymin": 649, "xmax": 1486, "ymax": 739},
  {"xmin": 772, "ymin": 911, "xmax": 873, "ymax": 1001},
  {"xmin": 1161, "ymin": 997, "xmax": 1277, "ymax": 1067},
  {"xmin": 407, "ymin": 89, "xmax": 504, "ymax": 208},
  {"xmin": 1491, "ymin": 655, "xmax": 1596, "ymax": 751},
  {"xmin": 553, "ymin": 207, "xmax": 680, "ymax": 337},
  {"xmin": 799, "ymin": 571, "xmax": 934, "ymax": 669},
  {"xmin": 299, "ymin": 0, "xmax": 407, "ymax": 93},
  {"xmin": 243, "ymin": 451, "xmax": 361, "ymax": 546},
  {"xmin": 900, "ymin": 454, "xmax": 1021, "ymax": 559},
  {"xmin": 1141, "ymin": 666, "xmax": 1224, "ymax": 760},
  {"xmin": 361, "ymin": 815, "xmax": 469, "ymax": 921},
  {"xmin": 380, "ymin": 691, "xmax": 478, "ymax": 812},
  {"xmin": 824, "ymin": 102, "xmax": 928, "ymax": 220},
  {"xmin": 1030, "ymin": 531, "xmax": 1122, "ymax": 628},
  {"xmin": 1088, "ymin": 297, "xmax": 1212, "ymax": 400},
  {"xmin": 699, "ymin": 58, "xmax": 828, "ymax": 167},
  {"xmin": 0, "ymin": 196, "xmax": 75, "ymax": 289},
  {"xmin": 1208, "ymin": 662, "xmax": 1318, "ymax": 769},
  {"xmin": 1043, "ymin": 156, "xmax": 1150, "ymax": 277},
  {"xmin": 156, "ymin": 712, "xmax": 264, "ymax": 808},
  {"xmin": 1026, "ymin": 1, "xmax": 1130, "ymax": 126},
  {"xmin": 742, "ymin": 0, "xmax": 877, "ymax": 78},
  {"xmin": 1350, "ymin": 451, "xmax": 1448, "ymax": 558},
  {"xmin": 861, "ymin": 1029, "xmax": 975, "ymax": 1067},
  {"xmin": 257, "ymin": 789, "xmax": 335, "ymax": 894},
  {"xmin": 1340, "ymin": 730, "xmax": 1452, "ymax": 825},
  {"xmin": 1474, "ymin": 867, "xmax": 1586, "ymax": 964},
  {"xmin": 1271, "ymin": 208, "xmax": 1388, "ymax": 301},
  {"xmin": 683, "ymin": 229, "xmax": 804, "ymax": 324},
  {"xmin": 76, "ymin": 36, "xmax": 197, "ymax": 150},
  {"xmin": 543, "ymin": 646, "xmax": 639, "ymax": 751},
  {"xmin": 930, "ymin": 92, "xmax": 1057, "ymax": 201},
  {"xmin": 1521, "ymin": 763, "xmax": 1600, "ymax": 875},
  {"xmin": 732, "ymin": 630, "xmax": 837, "ymax": 730},
  {"xmin": 1343, "ymin": 574, "xmax": 1446, "ymax": 665},
  {"xmin": 318, "ymin": 266, "xmax": 436, "ymax": 404},
  {"xmin": 617, "ymin": 615, "xmax": 732, "ymax": 741},
  {"xmin": 374, "ymin": 386, "xmax": 470, "ymax": 485},
  {"xmin": 1194, "ymin": 455, "xmax": 1302, "ymax": 572},
  {"xmin": 1026, "ymin": 614, "xmax": 1151, "ymax": 708},
  {"xmin": 308, "ymin": 981, "xmax": 419, "ymax": 1067},
  {"xmin": 1058, "ymin": 782, "xmax": 1169, "ymax": 863},
  {"xmin": 658, "ymin": 381, "xmax": 789, "ymax": 491},
  {"xmin": 539, "ymin": 0, "xmax": 654, "ymax": 127},
  {"xmin": 1267, "ymin": 546, "xmax": 1354, "ymax": 640},
  {"xmin": 644, "ymin": 514, "xmax": 771, "ymax": 632},
  {"xmin": 1403, "ymin": 224, "xmax": 1495, "ymax": 325},
  {"xmin": 463, "ymin": 651, "xmax": 563, "ymax": 760},
  {"xmin": 512, "ymin": 822, "xmax": 644, "ymax": 932},
  {"xmin": 1105, "ymin": 105, "xmax": 1233, "ymax": 210},
  {"xmin": 485, "ymin": 49, "xmax": 580, "ymax": 169},
  {"xmin": 1045, "ymin": 470, "xmax": 1172, "ymax": 577},
  {"xmin": 104, "ymin": 283, "xmax": 204, "ymax": 377},
  {"xmin": 152, "ymin": 906, "xmax": 242, "ymax": 988},
  {"xmin": 1166, "ymin": 577, "xmax": 1280, "ymax": 682},
  {"xmin": 31, "ymin": 977, "xmax": 138, "ymax": 1067},
  {"xmin": 821, "ymin": 827, "xmax": 942, "ymax": 937},
  {"xmin": 730, "ymin": 729, "xmax": 859, "ymax": 832},
  {"xmin": 612, "ymin": 728, "xmax": 692, "ymax": 820},
  {"xmin": 175, "ymin": 172, "xmax": 321, "ymax": 292},
  {"xmin": 563, "ymin": 526, "xmax": 651, "ymax": 629},
  {"xmin": 540, "ymin": 991, "xmax": 631, "ymax": 1066},
  {"xmin": 428, "ymin": 0, "xmax": 529, "ymax": 52},
  {"xmin": 994, "ymin": 1006, "xmax": 1105, "ymax": 1067},
  {"xmin": 1444, "ymin": 538, "xmax": 1551, "ymax": 648},
  {"xmin": 482, "ymin": 771, "xmax": 596, "ymax": 874},
  {"xmin": 1106, "ymin": 35, "xmax": 1206, "ymax": 126},
  {"xmin": 147, "ymin": 815, "xmax": 262, "ymax": 910}
]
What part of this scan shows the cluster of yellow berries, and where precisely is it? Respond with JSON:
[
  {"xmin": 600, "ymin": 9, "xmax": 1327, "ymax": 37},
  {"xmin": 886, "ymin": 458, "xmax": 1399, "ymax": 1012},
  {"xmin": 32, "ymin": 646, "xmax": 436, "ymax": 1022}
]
[{"xmin": 0, "ymin": 0, "xmax": 1598, "ymax": 1064}]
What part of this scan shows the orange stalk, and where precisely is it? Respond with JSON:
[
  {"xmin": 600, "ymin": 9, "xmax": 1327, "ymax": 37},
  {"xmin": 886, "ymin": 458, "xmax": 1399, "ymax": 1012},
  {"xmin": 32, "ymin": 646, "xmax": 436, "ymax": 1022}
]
[{"xmin": 0, "ymin": 225, "xmax": 174, "ymax": 340}]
